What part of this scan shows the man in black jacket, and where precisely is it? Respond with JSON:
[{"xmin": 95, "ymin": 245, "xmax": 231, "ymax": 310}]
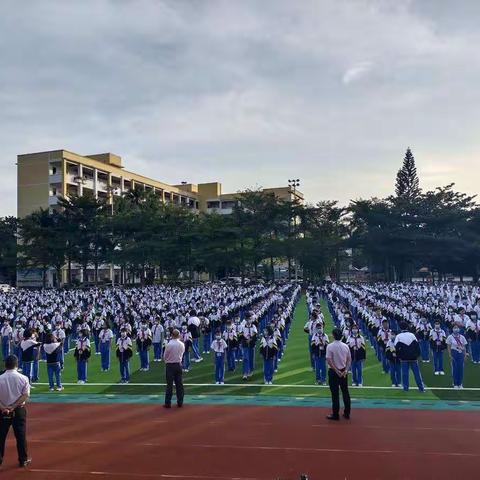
[{"xmin": 394, "ymin": 322, "xmax": 425, "ymax": 392}]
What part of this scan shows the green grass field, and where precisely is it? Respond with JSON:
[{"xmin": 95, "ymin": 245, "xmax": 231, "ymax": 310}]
[{"xmin": 8, "ymin": 296, "xmax": 480, "ymax": 401}]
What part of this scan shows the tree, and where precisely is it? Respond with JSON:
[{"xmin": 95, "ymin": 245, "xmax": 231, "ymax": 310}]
[
  {"xmin": 0, "ymin": 217, "xmax": 18, "ymax": 285},
  {"xmin": 395, "ymin": 147, "xmax": 421, "ymax": 200}
]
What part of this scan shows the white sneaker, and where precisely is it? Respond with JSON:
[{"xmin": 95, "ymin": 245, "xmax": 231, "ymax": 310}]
[
  {"xmin": 220, "ymin": 381, "xmax": 224, "ymax": 385},
  {"xmin": 49, "ymin": 388, "xmax": 55, "ymax": 391},
  {"xmin": 357, "ymin": 383, "xmax": 363, "ymax": 387},
  {"xmin": 434, "ymin": 372, "xmax": 439, "ymax": 375},
  {"xmin": 77, "ymin": 380, "xmax": 85, "ymax": 385},
  {"xmin": 453, "ymin": 385, "xmax": 459, "ymax": 389},
  {"xmin": 215, "ymin": 381, "xmax": 220, "ymax": 385},
  {"xmin": 459, "ymin": 385, "xmax": 464, "ymax": 389},
  {"xmin": 440, "ymin": 371, "xmax": 445, "ymax": 375}
]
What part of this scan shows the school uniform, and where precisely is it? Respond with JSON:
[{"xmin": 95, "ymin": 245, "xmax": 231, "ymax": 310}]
[
  {"xmin": 152, "ymin": 323, "xmax": 164, "ymax": 361},
  {"xmin": 116, "ymin": 336, "xmax": 133, "ymax": 383},
  {"xmin": 222, "ymin": 327, "xmax": 239, "ymax": 371},
  {"xmin": 20, "ymin": 337, "xmax": 39, "ymax": 383},
  {"xmin": 260, "ymin": 336, "xmax": 278, "ymax": 384},
  {"xmin": 446, "ymin": 333, "xmax": 468, "ymax": 388},
  {"xmin": 92, "ymin": 318, "xmax": 104, "ymax": 354},
  {"xmin": 416, "ymin": 321, "xmax": 432, "ymax": 362},
  {"xmin": 74, "ymin": 337, "xmax": 91, "ymax": 383},
  {"xmin": 180, "ymin": 330, "xmax": 192, "ymax": 371},
  {"xmin": 239, "ymin": 323, "xmax": 257, "ymax": 378},
  {"xmin": 385, "ymin": 339, "xmax": 401, "ymax": 387},
  {"xmin": 210, "ymin": 337, "xmax": 228, "ymax": 384},
  {"xmin": 311, "ymin": 332, "xmax": 329, "ymax": 384},
  {"xmin": 394, "ymin": 331, "xmax": 424, "ymax": 392},
  {"xmin": 187, "ymin": 316, "xmax": 202, "ymax": 361},
  {"xmin": 99, "ymin": 328, "xmax": 114, "ymax": 371},
  {"xmin": 429, "ymin": 328, "xmax": 447, "ymax": 374},
  {"xmin": 43, "ymin": 342, "xmax": 63, "ymax": 390},
  {"xmin": 136, "ymin": 328, "xmax": 152, "ymax": 371},
  {"xmin": 465, "ymin": 318, "xmax": 480, "ymax": 363},
  {"xmin": 201, "ymin": 316, "xmax": 212, "ymax": 354},
  {"xmin": 376, "ymin": 327, "xmax": 390, "ymax": 373},
  {"xmin": 12, "ymin": 326, "xmax": 24, "ymax": 370},
  {"xmin": 53, "ymin": 327, "xmax": 66, "ymax": 368},
  {"xmin": 347, "ymin": 334, "xmax": 366, "ymax": 386},
  {"xmin": 63, "ymin": 319, "xmax": 72, "ymax": 353},
  {"xmin": 1, "ymin": 323, "xmax": 12, "ymax": 359}
]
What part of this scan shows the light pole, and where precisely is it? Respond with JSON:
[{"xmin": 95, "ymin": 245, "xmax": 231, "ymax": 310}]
[
  {"xmin": 106, "ymin": 186, "xmax": 120, "ymax": 286},
  {"xmin": 288, "ymin": 179, "xmax": 300, "ymax": 282}
]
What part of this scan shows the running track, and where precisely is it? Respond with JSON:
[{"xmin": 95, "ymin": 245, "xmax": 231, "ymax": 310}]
[{"xmin": 1, "ymin": 403, "xmax": 479, "ymax": 479}]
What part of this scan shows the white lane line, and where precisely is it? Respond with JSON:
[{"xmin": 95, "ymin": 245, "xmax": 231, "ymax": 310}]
[
  {"xmin": 31, "ymin": 382, "xmax": 480, "ymax": 391},
  {"xmin": 27, "ymin": 469, "xmax": 261, "ymax": 480},
  {"xmin": 28, "ymin": 439, "xmax": 480, "ymax": 457}
]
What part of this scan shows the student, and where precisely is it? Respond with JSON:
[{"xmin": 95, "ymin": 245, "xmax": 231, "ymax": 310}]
[
  {"xmin": 465, "ymin": 312, "xmax": 480, "ymax": 364},
  {"xmin": 179, "ymin": 323, "xmax": 192, "ymax": 373},
  {"xmin": 311, "ymin": 324, "xmax": 329, "ymax": 385},
  {"xmin": 74, "ymin": 329, "xmax": 91, "ymax": 385},
  {"xmin": 187, "ymin": 310, "xmax": 203, "ymax": 363},
  {"xmin": 347, "ymin": 325, "xmax": 366, "ymax": 387},
  {"xmin": 200, "ymin": 312, "xmax": 211, "ymax": 354},
  {"xmin": 385, "ymin": 332, "xmax": 401, "ymax": 387},
  {"xmin": 240, "ymin": 313, "xmax": 257, "ymax": 380},
  {"xmin": 429, "ymin": 321, "xmax": 447, "ymax": 375},
  {"xmin": 43, "ymin": 333, "xmax": 63, "ymax": 391},
  {"xmin": 304, "ymin": 311, "xmax": 321, "ymax": 370},
  {"xmin": 223, "ymin": 320, "xmax": 238, "ymax": 372},
  {"xmin": 53, "ymin": 323, "xmax": 66, "ymax": 370},
  {"xmin": 12, "ymin": 323, "xmax": 24, "ymax": 371},
  {"xmin": 99, "ymin": 322, "xmax": 114, "ymax": 371},
  {"xmin": 416, "ymin": 317, "xmax": 432, "ymax": 363},
  {"xmin": 394, "ymin": 322, "xmax": 424, "ymax": 392},
  {"xmin": 260, "ymin": 327, "xmax": 278, "ymax": 385},
  {"xmin": 151, "ymin": 318, "xmax": 164, "ymax": 362},
  {"xmin": 92, "ymin": 314, "xmax": 104, "ymax": 355},
  {"xmin": 136, "ymin": 322, "xmax": 152, "ymax": 371},
  {"xmin": 210, "ymin": 330, "xmax": 228, "ymax": 384},
  {"xmin": 116, "ymin": 327, "xmax": 133, "ymax": 384},
  {"xmin": 446, "ymin": 326, "xmax": 468, "ymax": 389},
  {"xmin": 1, "ymin": 319, "xmax": 12, "ymax": 359},
  {"xmin": 376, "ymin": 319, "xmax": 390, "ymax": 373},
  {"xmin": 63, "ymin": 317, "xmax": 73, "ymax": 353},
  {"xmin": 20, "ymin": 329, "xmax": 40, "ymax": 385}
]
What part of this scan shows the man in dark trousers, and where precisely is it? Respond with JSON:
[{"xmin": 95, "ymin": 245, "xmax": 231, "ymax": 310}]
[
  {"xmin": 325, "ymin": 328, "xmax": 351, "ymax": 421},
  {"xmin": 0, "ymin": 355, "xmax": 31, "ymax": 468},
  {"xmin": 163, "ymin": 329, "xmax": 185, "ymax": 408}
]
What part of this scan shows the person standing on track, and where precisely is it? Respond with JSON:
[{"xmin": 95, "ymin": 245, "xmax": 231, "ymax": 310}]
[
  {"xmin": 0, "ymin": 355, "xmax": 31, "ymax": 468},
  {"xmin": 163, "ymin": 329, "xmax": 185, "ymax": 409},
  {"xmin": 326, "ymin": 328, "xmax": 351, "ymax": 421}
]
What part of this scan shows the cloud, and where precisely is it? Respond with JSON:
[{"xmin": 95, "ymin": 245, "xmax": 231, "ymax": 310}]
[
  {"xmin": 342, "ymin": 61, "xmax": 373, "ymax": 84},
  {"xmin": 0, "ymin": 0, "xmax": 479, "ymax": 214}
]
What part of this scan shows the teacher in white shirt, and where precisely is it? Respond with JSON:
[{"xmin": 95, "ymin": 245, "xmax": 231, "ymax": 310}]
[{"xmin": 163, "ymin": 329, "xmax": 185, "ymax": 408}]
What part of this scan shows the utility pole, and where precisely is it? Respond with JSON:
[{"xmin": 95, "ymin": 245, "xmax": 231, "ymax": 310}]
[{"xmin": 288, "ymin": 179, "xmax": 300, "ymax": 282}]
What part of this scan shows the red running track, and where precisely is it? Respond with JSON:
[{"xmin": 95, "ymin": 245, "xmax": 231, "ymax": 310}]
[{"xmin": 0, "ymin": 403, "xmax": 479, "ymax": 479}]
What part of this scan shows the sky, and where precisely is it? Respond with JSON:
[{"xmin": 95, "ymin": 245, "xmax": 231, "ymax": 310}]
[{"xmin": 1, "ymin": 0, "xmax": 479, "ymax": 215}]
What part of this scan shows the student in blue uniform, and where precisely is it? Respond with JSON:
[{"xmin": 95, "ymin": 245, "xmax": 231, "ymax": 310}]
[
  {"xmin": 116, "ymin": 327, "xmax": 133, "ymax": 384},
  {"xmin": 74, "ymin": 329, "xmax": 91, "ymax": 384},
  {"xmin": 347, "ymin": 325, "xmax": 366, "ymax": 387},
  {"xmin": 151, "ymin": 318, "xmax": 164, "ymax": 362},
  {"xmin": 223, "ymin": 320, "xmax": 238, "ymax": 372},
  {"xmin": 43, "ymin": 333, "xmax": 63, "ymax": 391},
  {"xmin": 465, "ymin": 312, "xmax": 480, "ymax": 364},
  {"xmin": 385, "ymin": 332, "xmax": 401, "ymax": 387},
  {"xmin": 136, "ymin": 322, "xmax": 152, "ymax": 372},
  {"xmin": 376, "ymin": 319, "xmax": 390, "ymax": 374},
  {"xmin": 179, "ymin": 323, "xmax": 192, "ymax": 373},
  {"xmin": 394, "ymin": 322, "xmax": 424, "ymax": 392},
  {"xmin": 446, "ymin": 326, "xmax": 468, "ymax": 389},
  {"xmin": 260, "ymin": 326, "xmax": 278, "ymax": 385},
  {"xmin": 429, "ymin": 320, "xmax": 447, "ymax": 375},
  {"xmin": 20, "ymin": 329, "xmax": 40, "ymax": 384},
  {"xmin": 240, "ymin": 313, "xmax": 257, "ymax": 380},
  {"xmin": 416, "ymin": 317, "xmax": 432, "ymax": 363},
  {"xmin": 311, "ymin": 324, "xmax": 329, "ymax": 385},
  {"xmin": 99, "ymin": 322, "xmax": 114, "ymax": 371},
  {"xmin": 210, "ymin": 330, "xmax": 228, "ymax": 384},
  {"xmin": 1, "ymin": 319, "xmax": 12, "ymax": 359}
]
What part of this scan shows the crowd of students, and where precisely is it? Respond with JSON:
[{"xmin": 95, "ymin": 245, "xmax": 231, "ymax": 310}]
[
  {"xmin": 306, "ymin": 283, "xmax": 479, "ymax": 390},
  {"xmin": 0, "ymin": 282, "xmax": 300, "ymax": 390}
]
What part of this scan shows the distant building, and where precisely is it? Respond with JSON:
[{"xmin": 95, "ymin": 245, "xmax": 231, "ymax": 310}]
[{"xmin": 17, "ymin": 149, "xmax": 304, "ymax": 286}]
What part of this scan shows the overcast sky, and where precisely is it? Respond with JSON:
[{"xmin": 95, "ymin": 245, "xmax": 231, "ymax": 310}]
[{"xmin": 1, "ymin": 0, "xmax": 479, "ymax": 215}]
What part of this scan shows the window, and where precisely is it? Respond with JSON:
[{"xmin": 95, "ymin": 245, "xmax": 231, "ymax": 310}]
[
  {"xmin": 51, "ymin": 166, "xmax": 57, "ymax": 175},
  {"xmin": 207, "ymin": 201, "xmax": 220, "ymax": 209}
]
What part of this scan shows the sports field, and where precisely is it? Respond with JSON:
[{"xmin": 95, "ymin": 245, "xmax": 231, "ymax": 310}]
[{"xmin": 21, "ymin": 296, "xmax": 480, "ymax": 402}]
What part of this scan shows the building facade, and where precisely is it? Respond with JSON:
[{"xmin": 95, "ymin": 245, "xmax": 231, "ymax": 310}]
[{"xmin": 17, "ymin": 149, "xmax": 304, "ymax": 286}]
